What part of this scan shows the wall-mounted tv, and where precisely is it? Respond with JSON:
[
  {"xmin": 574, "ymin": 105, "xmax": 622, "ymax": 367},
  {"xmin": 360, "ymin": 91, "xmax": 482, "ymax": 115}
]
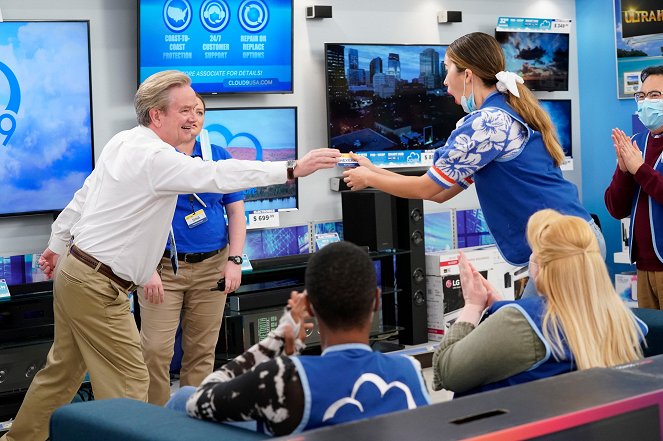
[
  {"xmin": 495, "ymin": 30, "xmax": 569, "ymax": 91},
  {"xmin": 139, "ymin": 0, "xmax": 293, "ymax": 94},
  {"xmin": 325, "ymin": 43, "xmax": 466, "ymax": 169},
  {"xmin": 202, "ymin": 107, "xmax": 297, "ymax": 216},
  {"xmin": 0, "ymin": 21, "xmax": 94, "ymax": 217},
  {"xmin": 539, "ymin": 99, "xmax": 572, "ymax": 158}
]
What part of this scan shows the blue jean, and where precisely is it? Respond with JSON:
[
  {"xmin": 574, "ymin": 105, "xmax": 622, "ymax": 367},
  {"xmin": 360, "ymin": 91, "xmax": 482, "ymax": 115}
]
[
  {"xmin": 521, "ymin": 219, "xmax": 606, "ymax": 298},
  {"xmin": 164, "ymin": 385, "xmax": 196, "ymax": 412}
]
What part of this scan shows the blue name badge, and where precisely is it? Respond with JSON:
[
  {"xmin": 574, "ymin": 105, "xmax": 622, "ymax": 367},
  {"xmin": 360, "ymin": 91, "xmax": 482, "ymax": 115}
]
[
  {"xmin": 0, "ymin": 279, "xmax": 10, "ymax": 302},
  {"xmin": 185, "ymin": 209, "xmax": 208, "ymax": 229}
]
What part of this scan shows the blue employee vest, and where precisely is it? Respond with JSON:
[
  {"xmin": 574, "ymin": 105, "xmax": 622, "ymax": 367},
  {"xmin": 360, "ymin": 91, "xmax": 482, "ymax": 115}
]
[
  {"xmin": 457, "ymin": 296, "xmax": 648, "ymax": 397},
  {"xmin": 167, "ymin": 140, "xmax": 243, "ymax": 253},
  {"xmin": 291, "ymin": 344, "xmax": 431, "ymax": 433},
  {"xmin": 471, "ymin": 93, "xmax": 591, "ymax": 265},
  {"xmin": 628, "ymin": 131, "xmax": 663, "ymax": 263}
]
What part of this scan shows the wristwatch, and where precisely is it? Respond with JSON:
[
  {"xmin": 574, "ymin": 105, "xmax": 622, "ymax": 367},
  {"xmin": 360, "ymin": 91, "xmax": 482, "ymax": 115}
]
[
  {"xmin": 228, "ymin": 255, "xmax": 243, "ymax": 265},
  {"xmin": 286, "ymin": 159, "xmax": 297, "ymax": 180}
]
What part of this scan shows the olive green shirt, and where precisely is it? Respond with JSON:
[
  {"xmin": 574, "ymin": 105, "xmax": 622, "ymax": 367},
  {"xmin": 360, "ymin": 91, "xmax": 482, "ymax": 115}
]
[{"xmin": 433, "ymin": 306, "xmax": 548, "ymax": 394}]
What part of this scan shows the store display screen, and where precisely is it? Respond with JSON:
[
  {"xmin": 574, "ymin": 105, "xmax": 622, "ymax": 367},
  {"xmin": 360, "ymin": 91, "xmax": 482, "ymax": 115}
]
[{"xmin": 139, "ymin": 0, "xmax": 293, "ymax": 94}]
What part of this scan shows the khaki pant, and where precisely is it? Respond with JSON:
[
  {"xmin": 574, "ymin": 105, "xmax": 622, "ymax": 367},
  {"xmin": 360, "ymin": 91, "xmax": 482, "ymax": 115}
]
[
  {"xmin": 637, "ymin": 269, "xmax": 663, "ymax": 310},
  {"xmin": 138, "ymin": 249, "xmax": 228, "ymax": 405},
  {"xmin": 1, "ymin": 251, "xmax": 148, "ymax": 441}
]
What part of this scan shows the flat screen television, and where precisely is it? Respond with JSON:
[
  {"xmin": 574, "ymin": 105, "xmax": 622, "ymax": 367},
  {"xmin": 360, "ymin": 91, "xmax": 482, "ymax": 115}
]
[
  {"xmin": 201, "ymin": 107, "xmax": 297, "ymax": 216},
  {"xmin": 456, "ymin": 209, "xmax": 495, "ymax": 248},
  {"xmin": 138, "ymin": 0, "xmax": 293, "ymax": 94},
  {"xmin": 424, "ymin": 211, "xmax": 454, "ymax": 253},
  {"xmin": 244, "ymin": 225, "xmax": 309, "ymax": 260},
  {"xmin": 495, "ymin": 30, "xmax": 569, "ymax": 91},
  {"xmin": 0, "ymin": 21, "xmax": 94, "ymax": 217},
  {"xmin": 539, "ymin": 99, "xmax": 572, "ymax": 158},
  {"xmin": 325, "ymin": 43, "xmax": 466, "ymax": 169}
]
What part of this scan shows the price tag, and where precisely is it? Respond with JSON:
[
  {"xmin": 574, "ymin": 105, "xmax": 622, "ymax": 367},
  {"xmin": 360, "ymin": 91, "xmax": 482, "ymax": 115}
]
[
  {"xmin": 248, "ymin": 210, "xmax": 280, "ymax": 228},
  {"xmin": 421, "ymin": 151, "xmax": 434, "ymax": 166}
]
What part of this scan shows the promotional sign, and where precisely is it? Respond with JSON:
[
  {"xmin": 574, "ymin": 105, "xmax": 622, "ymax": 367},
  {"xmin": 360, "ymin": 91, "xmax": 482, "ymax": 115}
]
[
  {"xmin": 614, "ymin": 0, "xmax": 663, "ymax": 99},
  {"xmin": 139, "ymin": 0, "xmax": 293, "ymax": 94}
]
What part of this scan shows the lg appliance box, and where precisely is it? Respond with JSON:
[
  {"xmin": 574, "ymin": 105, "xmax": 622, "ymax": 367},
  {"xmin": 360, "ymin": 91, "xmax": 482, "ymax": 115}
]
[
  {"xmin": 425, "ymin": 246, "xmax": 527, "ymax": 341},
  {"xmin": 615, "ymin": 271, "xmax": 638, "ymax": 303}
]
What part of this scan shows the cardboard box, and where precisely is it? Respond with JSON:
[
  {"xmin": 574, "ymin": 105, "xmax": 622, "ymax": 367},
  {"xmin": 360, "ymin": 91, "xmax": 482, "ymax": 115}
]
[
  {"xmin": 425, "ymin": 246, "xmax": 527, "ymax": 341},
  {"xmin": 615, "ymin": 271, "xmax": 637, "ymax": 302}
]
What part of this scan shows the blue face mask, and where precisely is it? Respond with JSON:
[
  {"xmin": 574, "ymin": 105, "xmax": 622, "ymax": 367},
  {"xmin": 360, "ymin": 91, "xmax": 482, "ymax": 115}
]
[
  {"xmin": 637, "ymin": 99, "xmax": 663, "ymax": 131},
  {"xmin": 460, "ymin": 73, "xmax": 476, "ymax": 113}
]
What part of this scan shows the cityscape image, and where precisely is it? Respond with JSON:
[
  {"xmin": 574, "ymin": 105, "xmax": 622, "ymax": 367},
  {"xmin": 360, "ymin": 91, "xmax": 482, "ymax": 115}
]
[{"xmin": 325, "ymin": 43, "xmax": 466, "ymax": 168}]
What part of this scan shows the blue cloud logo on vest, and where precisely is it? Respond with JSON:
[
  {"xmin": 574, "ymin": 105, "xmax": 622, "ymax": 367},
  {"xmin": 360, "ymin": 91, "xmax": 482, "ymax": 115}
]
[{"xmin": 0, "ymin": 61, "xmax": 21, "ymax": 147}]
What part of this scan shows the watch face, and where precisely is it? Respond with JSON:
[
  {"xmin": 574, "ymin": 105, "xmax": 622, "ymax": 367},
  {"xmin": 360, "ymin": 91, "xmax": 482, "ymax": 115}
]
[{"xmin": 229, "ymin": 255, "xmax": 243, "ymax": 265}]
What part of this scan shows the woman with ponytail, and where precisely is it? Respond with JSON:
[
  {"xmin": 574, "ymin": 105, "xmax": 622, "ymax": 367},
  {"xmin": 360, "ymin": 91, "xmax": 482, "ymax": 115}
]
[
  {"xmin": 344, "ymin": 32, "xmax": 604, "ymax": 295},
  {"xmin": 431, "ymin": 209, "xmax": 646, "ymax": 396}
]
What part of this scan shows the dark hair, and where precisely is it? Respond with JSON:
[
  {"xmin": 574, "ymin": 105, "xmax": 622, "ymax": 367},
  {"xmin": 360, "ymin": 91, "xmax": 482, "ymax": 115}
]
[
  {"xmin": 641, "ymin": 66, "xmax": 663, "ymax": 83},
  {"xmin": 305, "ymin": 241, "xmax": 377, "ymax": 330},
  {"xmin": 447, "ymin": 32, "xmax": 565, "ymax": 166}
]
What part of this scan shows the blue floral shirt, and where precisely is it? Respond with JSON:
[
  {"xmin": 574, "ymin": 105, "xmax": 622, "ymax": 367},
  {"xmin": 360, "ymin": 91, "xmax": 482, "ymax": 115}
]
[{"xmin": 427, "ymin": 105, "xmax": 529, "ymax": 189}]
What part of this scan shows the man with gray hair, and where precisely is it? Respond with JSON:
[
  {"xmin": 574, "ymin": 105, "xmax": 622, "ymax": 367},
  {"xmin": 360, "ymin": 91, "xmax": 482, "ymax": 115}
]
[{"xmin": 1, "ymin": 70, "xmax": 340, "ymax": 441}]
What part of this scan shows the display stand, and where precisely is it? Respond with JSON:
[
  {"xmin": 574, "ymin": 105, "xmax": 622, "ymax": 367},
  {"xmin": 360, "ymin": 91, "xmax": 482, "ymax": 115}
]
[{"xmin": 214, "ymin": 249, "xmax": 407, "ymax": 362}]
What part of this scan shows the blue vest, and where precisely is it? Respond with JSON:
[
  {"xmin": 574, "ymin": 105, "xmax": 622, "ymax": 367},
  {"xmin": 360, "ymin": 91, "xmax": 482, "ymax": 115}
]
[
  {"xmin": 628, "ymin": 131, "xmax": 663, "ymax": 263},
  {"xmin": 457, "ymin": 296, "xmax": 648, "ymax": 397},
  {"xmin": 472, "ymin": 93, "xmax": 591, "ymax": 265},
  {"xmin": 290, "ymin": 344, "xmax": 431, "ymax": 433}
]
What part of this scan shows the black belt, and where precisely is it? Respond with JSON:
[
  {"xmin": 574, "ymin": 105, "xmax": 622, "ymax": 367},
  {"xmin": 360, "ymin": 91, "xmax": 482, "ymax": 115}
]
[
  {"xmin": 69, "ymin": 245, "xmax": 136, "ymax": 291},
  {"xmin": 163, "ymin": 248, "xmax": 222, "ymax": 264}
]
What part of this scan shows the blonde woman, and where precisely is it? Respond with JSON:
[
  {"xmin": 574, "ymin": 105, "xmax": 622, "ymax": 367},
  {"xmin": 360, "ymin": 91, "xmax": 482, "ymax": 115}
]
[{"xmin": 432, "ymin": 209, "xmax": 647, "ymax": 397}]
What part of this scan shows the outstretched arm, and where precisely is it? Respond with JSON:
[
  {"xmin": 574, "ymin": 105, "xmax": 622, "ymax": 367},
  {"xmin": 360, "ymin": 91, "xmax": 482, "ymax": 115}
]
[{"xmin": 343, "ymin": 168, "xmax": 462, "ymax": 202}]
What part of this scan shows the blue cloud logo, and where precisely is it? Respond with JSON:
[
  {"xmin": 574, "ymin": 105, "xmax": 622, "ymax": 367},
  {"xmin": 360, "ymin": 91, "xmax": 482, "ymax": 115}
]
[
  {"xmin": 163, "ymin": 0, "xmax": 192, "ymax": 32},
  {"xmin": 0, "ymin": 61, "xmax": 21, "ymax": 147},
  {"xmin": 406, "ymin": 152, "xmax": 420, "ymax": 163},
  {"xmin": 205, "ymin": 123, "xmax": 264, "ymax": 160},
  {"xmin": 322, "ymin": 373, "xmax": 417, "ymax": 422}
]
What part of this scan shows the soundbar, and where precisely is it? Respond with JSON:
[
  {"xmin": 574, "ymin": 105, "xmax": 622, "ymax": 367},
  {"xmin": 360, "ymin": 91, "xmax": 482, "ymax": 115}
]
[
  {"xmin": 228, "ymin": 284, "xmax": 304, "ymax": 312},
  {"xmin": 249, "ymin": 253, "xmax": 311, "ymax": 271}
]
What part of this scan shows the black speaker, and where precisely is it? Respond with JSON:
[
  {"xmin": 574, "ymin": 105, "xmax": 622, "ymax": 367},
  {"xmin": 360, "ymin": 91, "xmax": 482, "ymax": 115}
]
[
  {"xmin": 393, "ymin": 197, "xmax": 428, "ymax": 345},
  {"xmin": 342, "ymin": 190, "xmax": 395, "ymax": 251},
  {"xmin": 306, "ymin": 5, "xmax": 332, "ymax": 19},
  {"xmin": 0, "ymin": 339, "xmax": 50, "ymax": 395}
]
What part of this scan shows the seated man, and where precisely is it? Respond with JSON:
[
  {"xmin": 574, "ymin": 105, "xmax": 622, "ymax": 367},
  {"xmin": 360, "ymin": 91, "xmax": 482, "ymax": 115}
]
[{"xmin": 166, "ymin": 241, "xmax": 431, "ymax": 435}]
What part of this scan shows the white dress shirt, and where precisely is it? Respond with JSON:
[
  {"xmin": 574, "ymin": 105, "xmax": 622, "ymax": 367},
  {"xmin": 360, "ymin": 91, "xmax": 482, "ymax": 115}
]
[{"xmin": 49, "ymin": 126, "xmax": 287, "ymax": 286}]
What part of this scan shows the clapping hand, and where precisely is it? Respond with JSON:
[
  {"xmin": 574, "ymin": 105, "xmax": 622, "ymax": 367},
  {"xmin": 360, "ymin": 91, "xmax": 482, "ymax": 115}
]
[
  {"xmin": 457, "ymin": 252, "xmax": 502, "ymax": 325},
  {"xmin": 612, "ymin": 128, "xmax": 644, "ymax": 175}
]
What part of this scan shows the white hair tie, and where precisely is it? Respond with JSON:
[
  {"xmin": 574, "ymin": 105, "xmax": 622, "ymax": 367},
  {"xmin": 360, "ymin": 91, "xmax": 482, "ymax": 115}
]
[{"xmin": 495, "ymin": 71, "xmax": 524, "ymax": 98}]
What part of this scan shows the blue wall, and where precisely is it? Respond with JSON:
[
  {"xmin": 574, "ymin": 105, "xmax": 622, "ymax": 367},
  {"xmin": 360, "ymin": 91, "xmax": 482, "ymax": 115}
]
[{"xmin": 577, "ymin": 0, "xmax": 635, "ymax": 276}]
